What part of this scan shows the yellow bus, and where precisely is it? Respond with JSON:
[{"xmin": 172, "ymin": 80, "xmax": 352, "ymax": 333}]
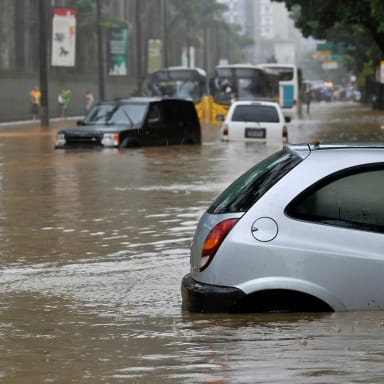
[
  {"xmin": 146, "ymin": 66, "xmax": 208, "ymax": 123},
  {"xmin": 209, "ymin": 64, "xmax": 280, "ymax": 122}
]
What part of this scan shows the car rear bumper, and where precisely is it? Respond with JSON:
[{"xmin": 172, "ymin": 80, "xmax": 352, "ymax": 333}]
[{"xmin": 181, "ymin": 273, "xmax": 245, "ymax": 313}]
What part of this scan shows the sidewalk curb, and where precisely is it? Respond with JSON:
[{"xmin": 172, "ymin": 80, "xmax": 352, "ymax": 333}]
[{"xmin": 0, "ymin": 116, "xmax": 83, "ymax": 127}]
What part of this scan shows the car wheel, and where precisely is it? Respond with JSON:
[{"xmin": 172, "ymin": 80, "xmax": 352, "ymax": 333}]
[
  {"xmin": 120, "ymin": 138, "xmax": 141, "ymax": 148},
  {"xmin": 181, "ymin": 136, "xmax": 197, "ymax": 145}
]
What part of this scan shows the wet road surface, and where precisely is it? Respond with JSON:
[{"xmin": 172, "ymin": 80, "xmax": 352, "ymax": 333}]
[{"xmin": 1, "ymin": 102, "xmax": 384, "ymax": 383}]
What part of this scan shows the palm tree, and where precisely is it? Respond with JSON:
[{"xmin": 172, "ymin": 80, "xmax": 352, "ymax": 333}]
[{"xmin": 164, "ymin": 0, "xmax": 250, "ymax": 70}]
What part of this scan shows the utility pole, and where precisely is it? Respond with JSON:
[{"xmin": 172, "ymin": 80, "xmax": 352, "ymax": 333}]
[
  {"xmin": 97, "ymin": 0, "xmax": 105, "ymax": 100},
  {"xmin": 136, "ymin": 0, "xmax": 142, "ymax": 94},
  {"xmin": 39, "ymin": 0, "xmax": 49, "ymax": 127},
  {"xmin": 162, "ymin": 0, "xmax": 168, "ymax": 67}
]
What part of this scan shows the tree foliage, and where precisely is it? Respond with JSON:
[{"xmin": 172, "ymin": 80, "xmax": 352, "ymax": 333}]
[
  {"xmin": 71, "ymin": 0, "xmax": 251, "ymax": 71},
  {"xmin": 273, "ymin": 0, "xmax": 384, "ymax": 75},
  {"xmin": 166, "ymin": 0, "xmax": 252, "ymax": 63}
]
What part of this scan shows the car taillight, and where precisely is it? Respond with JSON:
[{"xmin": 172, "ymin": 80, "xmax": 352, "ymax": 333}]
[
  {"xmin": 282, "ymin": 125, "xmax": 288, "ymax": 143},
  {"xmin": 222, "ymin": 124, "xmax": 229, "ymax": 137},
  {"xmin": 200, "ymin": 218, "xmax": 238, "ymax": 271}
]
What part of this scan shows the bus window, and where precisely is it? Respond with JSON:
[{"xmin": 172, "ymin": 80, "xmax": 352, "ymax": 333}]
[
  {"xmin": 258, "ymin": 64, "xmax": 302, "ymax": 119},
  {"xmin": 146, "ymin": 67, "xmax": 208, "ymax": 123},
  {"xmin": 209, "ymin": 64, "xmax": 279, "ymax": 121}
]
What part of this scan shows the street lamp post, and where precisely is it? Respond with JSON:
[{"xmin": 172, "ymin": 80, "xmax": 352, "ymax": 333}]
[
  {"xmin": 136, "ymin": 0, "xmax": 142, "ymax": 94},
  {"xmin": 162, "ymin": 0, "xmax": 168, "ymax": 68},
  {"xmin": 97, "ymin": 0, "xmax": 105, "ymax": 101},
  {"xmin": 39, "ymin": 0, "xmax": 49, "ymax": 127}
]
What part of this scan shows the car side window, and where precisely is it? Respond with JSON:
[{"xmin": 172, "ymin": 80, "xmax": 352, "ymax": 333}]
[
  {"xmin": 286, "ymin": 166, "xmax": 384, "ymax": 233},
  {"xmin": 147, "ymin": 103, "xmax": 161, "ymax": 124}
]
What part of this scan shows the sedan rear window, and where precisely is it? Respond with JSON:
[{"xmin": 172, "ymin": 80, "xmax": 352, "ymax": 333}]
[
  {"xmin": 231, "ymin": 105, "xmax": 280, "ymax": 123},
  {"xmin": 208, "ymin": 149, "xmax": 301, "ymax": 214}
]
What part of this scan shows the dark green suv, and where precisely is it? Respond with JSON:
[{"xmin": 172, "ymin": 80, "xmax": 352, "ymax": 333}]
[{"xmin": 55, "ymin": 97, "xmax": 201, "ymax": 149}]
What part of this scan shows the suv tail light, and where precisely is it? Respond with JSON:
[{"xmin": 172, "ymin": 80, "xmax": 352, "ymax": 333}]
[
  {"xmin": 200, "ymin": 218, "xmax": 238, "ymax": 271},
  {"xmin": 282, "ymin": 125, "xmax": 288, "ymax": 143},
  {"xmin": 222, "ymin": 124, "xmax": 229, "ymax": 138}
]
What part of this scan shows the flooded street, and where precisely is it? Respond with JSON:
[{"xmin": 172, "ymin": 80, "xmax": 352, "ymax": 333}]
[{"xmin": 1, "ymin": 102, "xmax": 384, "ymax": 383}]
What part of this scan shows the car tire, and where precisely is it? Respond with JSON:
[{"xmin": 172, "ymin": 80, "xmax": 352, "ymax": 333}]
[
  {"xmin": 120, "ymin": 138, "xmax": 141, "ymax": 148},
  {"xmin": 181, "ymin": 136, "xmax": 198, "ymax": 145}
]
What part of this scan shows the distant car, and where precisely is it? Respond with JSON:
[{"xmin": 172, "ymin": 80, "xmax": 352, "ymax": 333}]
[
  {"xmin": 55, "ymin": 97, "xmax": 201, "ymax": 149},
  {"xmin": 182, "ymin": 142, "xmax": 384, "ymax": 313},
  {"xmin": 218, "ymin": 100, "xmax": 289, "ymax": 143}
]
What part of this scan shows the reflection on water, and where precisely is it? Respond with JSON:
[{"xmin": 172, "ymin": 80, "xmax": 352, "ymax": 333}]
[{"xmin": 1, "ymin": 103, "xmax": 384, "ymax": 383}]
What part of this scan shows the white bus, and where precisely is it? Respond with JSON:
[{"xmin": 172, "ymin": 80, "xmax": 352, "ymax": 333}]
[
  {"xmin": 259, "ymin": 64, "xmax": 303, "ymax": 119},
  {"xmin": 209, "ymin": 64, "xmax": 280, "ymax": 121}
]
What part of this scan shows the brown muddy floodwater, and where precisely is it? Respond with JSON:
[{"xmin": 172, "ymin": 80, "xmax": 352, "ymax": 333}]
[{"xmin": 1, "ymin": 102, "xmax": 384, "ymax": 383}]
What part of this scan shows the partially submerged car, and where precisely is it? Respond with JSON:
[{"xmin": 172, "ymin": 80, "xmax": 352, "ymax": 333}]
[
  {"xmin": 218, "ymin": 100, "xmax": 289, "ymax": 143},
  {"xmin": 182, "ymin": 142, "xmax": 384, "ymax": 313},
  {"xmin": 55, "ymin": 97, "xmax": 201, "ymax": 149}
]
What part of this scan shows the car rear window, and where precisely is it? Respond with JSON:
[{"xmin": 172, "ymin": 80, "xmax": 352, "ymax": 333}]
[
  {"xmin": 231, "ymin": 105, "xmax": 280, "ymax": 123},
  {"xmin": 208, "ymin": 149, "xmax": 302, "ymax": 214}
]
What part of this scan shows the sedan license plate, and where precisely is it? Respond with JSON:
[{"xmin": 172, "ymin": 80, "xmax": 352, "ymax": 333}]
[{"xmin": 245, "ymin": 128, "xmax": 266, "ymax": 139}]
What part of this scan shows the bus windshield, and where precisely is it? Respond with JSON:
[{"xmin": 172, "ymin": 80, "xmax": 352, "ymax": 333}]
[
  {"xmin": 210, "ymin": 65, "xmax": 278, "ymax": 105},
  {"xmin": 147, "ymin": 68, "xmax": 206, "ymax": 104}
]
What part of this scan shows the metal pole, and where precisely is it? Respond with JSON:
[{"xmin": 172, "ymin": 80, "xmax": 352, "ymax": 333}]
[
  {"xmin": 162, "ymin": 0, "xmax": 168, "ymax": 67},
  {"xmin": 97, "ymin": 0, "xmax": 105, "ymax": 100},
  {"xmin": 39, "ymin": 0, "xmax": 49, "ymax": 127},
  {"xmin": 136, "ymin": 0, "xmax": 142, "ymax": 94}
]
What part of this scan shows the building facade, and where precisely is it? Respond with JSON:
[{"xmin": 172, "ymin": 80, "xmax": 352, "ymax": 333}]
[{"xmin": 218, "ymin": 0, "xmax": 306, "ymax": 65}]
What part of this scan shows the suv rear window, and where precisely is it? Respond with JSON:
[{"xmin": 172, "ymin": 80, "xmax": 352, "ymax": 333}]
[
  {"xmin": 208, "ymin": 149, "xmax": 301, "ymax": 214},
  {"xmin": 231, "ymin": 105, "xmax": 280, "ymax": 123}
]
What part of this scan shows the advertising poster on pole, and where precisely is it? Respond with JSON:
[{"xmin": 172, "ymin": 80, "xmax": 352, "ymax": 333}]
[
  {"xmin": 108, "ymin": 28, "xmax": 128, "ymax": 76},
  {"xmin": 380, "ymin": 60, "xmax": 384, "ymax": 83},
  {"xmin": 148, "ymin": 39, "xmax": 162, "ymax": 74},
  {"xmin": 51, "ymin": 8, "xmax": 76, "ymax": 67}
]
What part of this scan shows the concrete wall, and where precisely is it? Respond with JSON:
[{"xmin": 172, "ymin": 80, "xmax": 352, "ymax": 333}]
[{"xmin": 0, "ymin": 73, "xmax": 137, "ymax": 122}]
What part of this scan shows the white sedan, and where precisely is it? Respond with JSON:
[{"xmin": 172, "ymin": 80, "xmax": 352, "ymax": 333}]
[{"xmin": 219, "ymin": 100, "xmax": 289, "ymax": 143}]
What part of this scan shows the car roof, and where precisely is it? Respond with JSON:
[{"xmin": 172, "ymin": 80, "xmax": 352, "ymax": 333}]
[
  {"xmin": 285, "ymin": 142, "xmax": 384, "ymax": 159},
  {"xmin": 230, "ymin": 100, "xmax": 281, "ymax": 108},
  {"xmin": 115, "ymin": 97, "xmax": 160, "ymax": 103},
  {"xmin": 162, "ymin": 66, "xmax": 207, "ymax": 76},
  {"xmin": 114, "ymin": 96, "xmax": 194, "ymax": 104},
  {"xmin": 91, "ymin": 97, "xmax": 195, "ymax": 107}
]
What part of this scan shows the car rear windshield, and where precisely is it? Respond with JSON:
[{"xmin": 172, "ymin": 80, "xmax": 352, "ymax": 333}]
[
  {"xmin": 231, "ymin": 105, "xmax": 280, "ymax": 123},
  {"xmin": 208, "ymin": 149, "xmax": 302, "ymax": 214}
]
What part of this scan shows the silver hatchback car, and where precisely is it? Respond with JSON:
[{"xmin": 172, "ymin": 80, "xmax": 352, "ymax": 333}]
[{"xmin": 182, "ymin": 143, "xmax": 384, "ymax": 313}]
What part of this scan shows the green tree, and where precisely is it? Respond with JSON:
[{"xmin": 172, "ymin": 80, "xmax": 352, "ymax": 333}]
[
  {"xmin": 274, "ymin": 0, "xmax": 384, "ymax": 52},
  {"xmin": 165, "ymin": 0, "xmax": 252, "ymax": 67},
  {"xmin": 273, "ymin": 0, "xmax": 384, "ymax": 76}
]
